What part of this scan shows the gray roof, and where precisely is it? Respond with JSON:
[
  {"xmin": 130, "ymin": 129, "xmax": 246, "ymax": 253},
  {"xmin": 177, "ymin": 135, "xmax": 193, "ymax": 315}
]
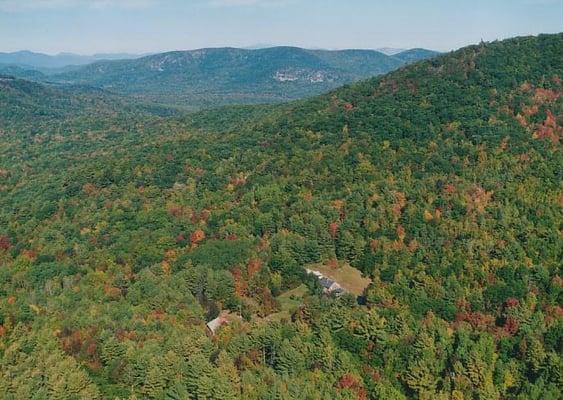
[{"xmin": 319, "ymin": 277, "xmax": 335, "ymax": 288}]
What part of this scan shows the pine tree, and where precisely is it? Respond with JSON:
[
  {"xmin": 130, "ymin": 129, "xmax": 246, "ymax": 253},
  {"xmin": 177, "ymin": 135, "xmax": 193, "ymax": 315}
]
[{"xmin": 140, "ymin": 364, "xmax": 166, "ymax": 399}]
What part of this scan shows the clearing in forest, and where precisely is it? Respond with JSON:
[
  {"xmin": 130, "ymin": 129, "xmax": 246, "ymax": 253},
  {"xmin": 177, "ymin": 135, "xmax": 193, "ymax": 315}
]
[{"xmin": 307, "ymin": 263, "xmax": 372, "ymax": 296}]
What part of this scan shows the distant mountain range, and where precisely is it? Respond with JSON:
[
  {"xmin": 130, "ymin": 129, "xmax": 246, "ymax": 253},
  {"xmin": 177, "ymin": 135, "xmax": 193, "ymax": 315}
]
[
  {"xmin": 0, "ymin": 50, "xmax": 145, "ymax": 71},
  {"xmin": 0, "ymin": 47, "xmax": 439, "ymax": 109},
  {"xmin": 375, "ymin": 47, "xmax": 407, "ymax": 55},
  {"xmin": 391, "ymin": 48, "xmax": 439, "ymax": 63},
  {"xmin": 43, "ymin": 46, "xmax": 438, "ymax": 109}
]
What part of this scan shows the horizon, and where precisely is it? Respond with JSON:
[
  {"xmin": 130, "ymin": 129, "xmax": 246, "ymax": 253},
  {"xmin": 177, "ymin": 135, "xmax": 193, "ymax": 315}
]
[
  {"xmin": 1, "ymin": 45, "xmax": 436, "ymax": 57},
  {"xmin": 1, "ymin": 0, "xmax": 562, "ymax": 55}
]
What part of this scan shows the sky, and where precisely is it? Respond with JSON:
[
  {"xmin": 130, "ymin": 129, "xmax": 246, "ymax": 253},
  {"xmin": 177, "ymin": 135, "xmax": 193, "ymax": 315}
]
[{"xmin": 0, "ymin": 0, "xmax": 562, "ymax": 54}]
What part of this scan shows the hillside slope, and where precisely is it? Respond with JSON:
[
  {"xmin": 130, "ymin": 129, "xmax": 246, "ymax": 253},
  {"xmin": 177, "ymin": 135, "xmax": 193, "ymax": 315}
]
[
  {"xmin": 0, "ymin": 65, "xmax": 46, "ymax": 80},
  {"xmin": 51, "ymin": 46, "xmax": 436, "ymax": 109},
  {"xmin": 0, "ymin": 34, "xmax": 561, "ymax": 399},
  {"xmin": 0, "ymin": 75, "xmax": 177, "ymax": 129}
]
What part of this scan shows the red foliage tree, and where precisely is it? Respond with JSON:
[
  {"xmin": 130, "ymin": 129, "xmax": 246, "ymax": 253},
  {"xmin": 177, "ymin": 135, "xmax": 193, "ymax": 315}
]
[
  {"xmin": 226, "ymin": 233, "xmax": 238, "ymax": 241},
  {"xmin": 505, "ymin": 297, "xmax": 520, "ymax": 308},
  {"xmin": 191, "ymin": 209, "xmax": 211, "ymax": 224},
  {"xmin": 337, "ymin": 373, "xmax": 367, "ymax": 400},
  {"xmin": 329, "ymin": 222, "xmax": 339, "ymax": 239},
  {"xmin": 0, "ymin": 235, "xmax": 11, "ymax": 251},
  {"xmin": 396, "ymin": 224, "xmax": 406, "ymax": 242},
  {"xmin": 168, "ymin": 205, "xmax": 186, "ymax": 218},
  {"xmin": 247, "ymin": 259, "xmax": 262, "ymax": 278},
  {"xmin": 190, "ymin": 229, "xmax": 206, "ymax": 245},
  {"xmin": 454, "ymin": 311, "xmax": 495, "ymax": 331},
  {"xmin": 533, "ymin": 110, "xmax": 561, "ymax": 144},
  {"xmin": 391, "ymin": 191, "xmax": 406, "ymax": 218},
  {"xmin": 231, "ymin": 266, "xmax": 247, "ymax": 297},
  {"xmin": 504, "ymin": 316, "xmax": 519, "ymax": 336},
  {"xmin": 259, "ymin": 287, "xmax": 277, "ymax": 316},
  {"xmin": 61, "ymin": 330, "xmax": 84, "ymax": 355},
  {"xmin": 533, "ymin": 88, "xmax": 560, "ymax": 103},
  {"xmin": 443, "ymin": 183, "xmax": 456, "ymax": 195}
]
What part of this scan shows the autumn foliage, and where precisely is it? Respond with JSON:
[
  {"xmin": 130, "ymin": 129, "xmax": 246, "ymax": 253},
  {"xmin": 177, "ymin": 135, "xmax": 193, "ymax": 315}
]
[
  {"xmin": 247, "ymin": 258, "xmax": 262, "ymax": 278},
  {"xmin": 0, "ymin": 235, "xmax": 10, "ymax": 251},
  {"xmin": 190, "ymin": 229, "xmax": 206, "ymax": 245},
  {"xmin": 0, "ymin": 33, "xmax": 561, "ymax": 400},
  {"xmin": 533, "ymin": 110, "xmax": 561, "ymax": 144},
  {"xmin": 337, "ymin": 373, "xmax": 367, "ymax": 400},
  {"xmin": 329, "ymin": 222, "xmax": 339, "ymax": 239}
]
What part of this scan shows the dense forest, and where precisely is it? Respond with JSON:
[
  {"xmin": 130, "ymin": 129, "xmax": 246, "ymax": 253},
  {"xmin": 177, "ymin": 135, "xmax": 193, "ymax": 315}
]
[{"xmin": 0, "ymin": 33, "xmax": 561, "ymax": 399}]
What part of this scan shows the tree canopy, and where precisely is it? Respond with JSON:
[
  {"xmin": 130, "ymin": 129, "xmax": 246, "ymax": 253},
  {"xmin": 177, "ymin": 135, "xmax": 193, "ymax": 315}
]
[{"xmin": 0, "ymin": 33, "xmax": 561, "ymax": 399}]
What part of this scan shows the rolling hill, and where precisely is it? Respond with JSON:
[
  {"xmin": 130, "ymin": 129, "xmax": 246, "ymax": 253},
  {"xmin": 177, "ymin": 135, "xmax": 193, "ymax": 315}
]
[
  {"xmin": 0, "ymin": 75, "xmax": 176, "ymax": 129},
  {"xmin": 0, "ymin": 33, "xmax": 561, "ymax": 399},
  {"xmin": 0, "ymin": 65, "xmax": 46, "ymax": 81},
  {"xmin": 392, "ymin": 47, "xmax": 439, "ymax": 63},
  {"xmin": 50, "ymin": 46, "xmax": 438, "ymax": 109}
]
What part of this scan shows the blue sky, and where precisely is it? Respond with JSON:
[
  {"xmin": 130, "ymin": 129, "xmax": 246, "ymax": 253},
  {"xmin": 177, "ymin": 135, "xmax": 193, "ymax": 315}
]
[{"xmin": 0, "ymin": 0, "xmax": 561, "ymax": 54}]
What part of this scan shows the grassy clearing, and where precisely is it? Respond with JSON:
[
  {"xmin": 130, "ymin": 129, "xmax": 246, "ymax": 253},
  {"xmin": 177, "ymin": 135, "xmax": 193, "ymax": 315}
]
[
  {"xmin": 278, "ymin": 284, "xmax": 308, "ymax": 309},
  {"xmin": 264, "ymin": 284, "xmax": 308, "ymax": 322},
  {"xmin": 307, "ymin": 262, "xmax": 371, "ymax": 296}
]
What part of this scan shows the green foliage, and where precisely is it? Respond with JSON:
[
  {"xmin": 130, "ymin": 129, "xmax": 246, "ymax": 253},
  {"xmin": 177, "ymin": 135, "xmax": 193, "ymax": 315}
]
[{"xmin": 0, "ymin": 33, "xmax": 561, "ymax": 399}]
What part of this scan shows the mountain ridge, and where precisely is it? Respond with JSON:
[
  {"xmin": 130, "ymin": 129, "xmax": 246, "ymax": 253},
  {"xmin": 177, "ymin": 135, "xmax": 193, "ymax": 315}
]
[{"xmin": 47, "ymin": 46, "xmax": 438, "ymax": 108}]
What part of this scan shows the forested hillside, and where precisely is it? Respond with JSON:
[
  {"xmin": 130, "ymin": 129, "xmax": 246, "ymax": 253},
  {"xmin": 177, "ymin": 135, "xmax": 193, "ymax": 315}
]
[
  {"xmin": 0, "ymin": 34, "xmax": 561, "ymax": 399},
  {"xmin": 0, "ymin": 75, "xmax": 177, "ymax": 128},
  {"xmin": 0, "ymin": 66, "xmax": 46, "ymax": 81},
  {"xmin": 50, "ymin": 46, "xmax": 437, "ymax": 109}
]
